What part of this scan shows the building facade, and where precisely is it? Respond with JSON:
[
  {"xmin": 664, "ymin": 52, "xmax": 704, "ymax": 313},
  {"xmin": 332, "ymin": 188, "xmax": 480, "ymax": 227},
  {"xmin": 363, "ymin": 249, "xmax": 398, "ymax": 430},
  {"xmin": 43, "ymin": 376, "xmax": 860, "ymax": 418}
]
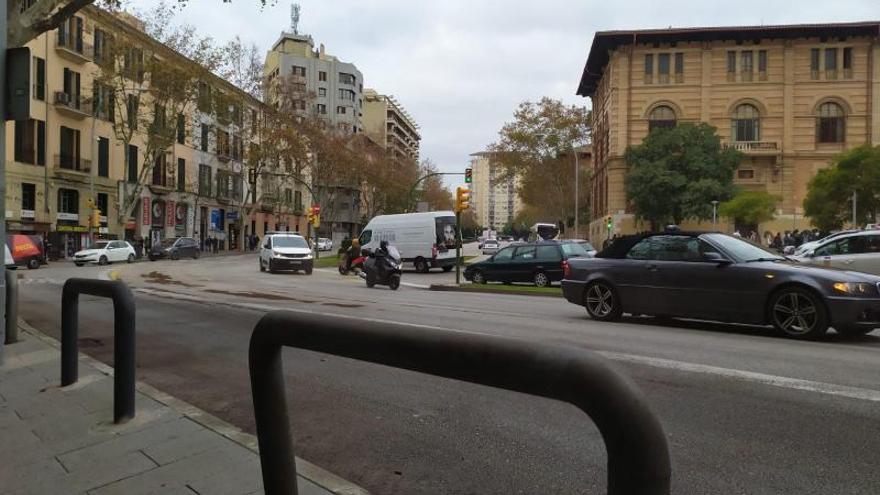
[
  {"xmin": 469, "ymin": 152, "xmax": 522, "ymax": 230},
  {"xmin": 264, "ymin": 33, "xmax": 364, "ymax": 134},
  {"xmin": 578, "ymin": 21, "xmax": 880, "ymax": 244},
  {"xmin": 362, "ymin": 89, "xmax": 420, "ymax": 161},
  {"xmin": 3, "ymin": 6, "xmax": 266, "ymax": 259}
]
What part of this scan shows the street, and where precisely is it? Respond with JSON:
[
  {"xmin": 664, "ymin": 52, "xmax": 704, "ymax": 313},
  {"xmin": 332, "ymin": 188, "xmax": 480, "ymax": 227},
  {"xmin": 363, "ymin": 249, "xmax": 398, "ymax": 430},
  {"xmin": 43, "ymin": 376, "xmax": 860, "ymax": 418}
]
[{"xmin": 13, "ymin": 253, "xmax": 880, "ymax": 494}]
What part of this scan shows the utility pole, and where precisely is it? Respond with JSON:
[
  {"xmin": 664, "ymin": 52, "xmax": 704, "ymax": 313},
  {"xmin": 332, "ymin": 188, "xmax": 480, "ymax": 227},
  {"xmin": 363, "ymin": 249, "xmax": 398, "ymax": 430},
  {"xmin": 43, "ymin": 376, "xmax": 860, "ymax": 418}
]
[
  {"xmin": 455, "ymin": 210, "xmax": 461, "ymax": 285},
  {"xmin": 711, "ymin": 200, "xmax": 719, "ymax": 230},
  {"xmin": 574, "ymin": 148, "xmax": 579, "ymax": 240},
  {"xmin": 853, "ymin": 190, "xmax": 858, "ymax": 227},
  {"xmin": 1, "ymin": 0, "xmax": 9, "ymax": 361}
]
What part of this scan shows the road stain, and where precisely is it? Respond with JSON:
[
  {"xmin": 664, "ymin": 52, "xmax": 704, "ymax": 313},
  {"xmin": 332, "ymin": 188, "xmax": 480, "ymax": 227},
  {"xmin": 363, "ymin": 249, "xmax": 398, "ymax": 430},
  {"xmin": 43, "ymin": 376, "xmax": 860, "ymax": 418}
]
[
  {"xmin": 203, "ymin": 289, "xmax": 317, "ymax": 304},
  {"xmin": 140, "ymin": 271, "xmax": 202, "ymax": 288},
  {"xmin": 321, "ymin": 302, "xmax": 365, "ymax": 308}
]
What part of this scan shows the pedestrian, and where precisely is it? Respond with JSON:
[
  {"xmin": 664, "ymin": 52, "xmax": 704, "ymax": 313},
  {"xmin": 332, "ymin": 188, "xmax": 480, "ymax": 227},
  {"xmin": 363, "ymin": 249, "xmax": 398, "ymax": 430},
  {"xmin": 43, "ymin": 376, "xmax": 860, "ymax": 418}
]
[
  {"xmin": 254, "ymin": 234, "xmax": 260, "ymax": 250},
  {"xmin": 772, "ymin": 232, "xmax": 782, "ymax": 251}
]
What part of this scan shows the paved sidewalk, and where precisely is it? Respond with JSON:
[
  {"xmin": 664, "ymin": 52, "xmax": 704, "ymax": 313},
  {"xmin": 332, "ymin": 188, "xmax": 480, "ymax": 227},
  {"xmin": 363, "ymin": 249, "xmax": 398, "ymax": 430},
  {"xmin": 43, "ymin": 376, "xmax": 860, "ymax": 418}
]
[{"xmin": 0, "ymin": 324, "xmax": 367, "ymax": 495}]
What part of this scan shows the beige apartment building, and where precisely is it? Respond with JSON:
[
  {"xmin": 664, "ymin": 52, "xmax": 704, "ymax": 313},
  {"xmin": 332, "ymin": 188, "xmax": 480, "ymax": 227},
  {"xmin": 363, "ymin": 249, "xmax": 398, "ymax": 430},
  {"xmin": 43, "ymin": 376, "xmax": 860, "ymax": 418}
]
[
  {"xmin": 4, "ymin": 5, "xmax": 267, "ymax": 259},
  {"xmin": 577, "ymin": 21, "xmax": 880, "ymax": 244},
  {"xmin": 362, "ymin": 89, "xmax": 420, "ymax": 161},
  {"xmin": 469, "ymin": 152, "xmax": 522, "ymax": 229}
]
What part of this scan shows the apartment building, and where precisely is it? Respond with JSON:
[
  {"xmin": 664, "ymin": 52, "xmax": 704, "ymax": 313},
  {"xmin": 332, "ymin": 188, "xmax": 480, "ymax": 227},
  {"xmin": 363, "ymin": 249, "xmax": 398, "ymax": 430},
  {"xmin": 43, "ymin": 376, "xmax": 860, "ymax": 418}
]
[
  {"xmin": 577, "ymin": 21, "xmax": 880, "ymax": 243},
  {"xmin": 3, "ymin": 6, "xmax": 271, "ymax": 258},
  {"xmin": 469, "ymin": 152, "xmax": 522, "ymax": 229},
  {"xmin": 263, "ymin": 33, "xmax": 363, "ymax": 134},
  {"xmin": 362, "ymin": 89, "xmax": 420, "ymax": 161}
]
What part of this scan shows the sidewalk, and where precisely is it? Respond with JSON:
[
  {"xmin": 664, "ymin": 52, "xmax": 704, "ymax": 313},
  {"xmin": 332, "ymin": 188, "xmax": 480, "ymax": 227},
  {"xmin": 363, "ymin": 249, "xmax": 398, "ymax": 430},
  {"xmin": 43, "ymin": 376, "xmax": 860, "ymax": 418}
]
[{"xmin": 0, "ymin": 323, "xmax": 367, "ymax": 495}]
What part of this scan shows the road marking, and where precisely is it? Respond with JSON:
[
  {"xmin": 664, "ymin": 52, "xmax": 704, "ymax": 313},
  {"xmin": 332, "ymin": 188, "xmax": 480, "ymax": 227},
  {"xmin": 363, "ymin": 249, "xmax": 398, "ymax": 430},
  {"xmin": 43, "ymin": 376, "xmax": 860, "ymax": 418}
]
[{"xmin": 132, "ymin": 287, "xmax": 880, "ymax": 403}]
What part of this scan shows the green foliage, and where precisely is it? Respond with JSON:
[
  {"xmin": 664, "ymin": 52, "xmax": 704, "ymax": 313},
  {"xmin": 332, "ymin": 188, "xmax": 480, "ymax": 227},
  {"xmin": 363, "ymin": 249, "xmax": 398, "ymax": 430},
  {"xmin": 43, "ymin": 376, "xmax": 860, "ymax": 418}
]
[
  {"xmin": 719, "ymin": 191, "xmax": 779, "ymax": 225},
  {"xmin": 803, "ymin": 144, "xmax": 880, "ymax": 231},
  {"xmin": 624, "ymin": 123, "xmax": 741, "ymax": 229}
]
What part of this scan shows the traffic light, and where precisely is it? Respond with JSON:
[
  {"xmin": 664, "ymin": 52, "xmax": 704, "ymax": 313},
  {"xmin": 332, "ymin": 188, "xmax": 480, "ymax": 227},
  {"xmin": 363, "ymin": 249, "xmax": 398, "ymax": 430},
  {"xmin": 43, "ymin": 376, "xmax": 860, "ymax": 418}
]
[
  {"xmin": 309, "ymin": 205, "xmax": 321, "ymax": 228},
  {"xmin": 605, "ymin": 216, "xmax": 613, "ymax": 231},
  {"xmin": 455, "ymin": 187, "xmax": 471, "ymax": 213},
  {"xmin": 91, "ymin": 210, "xmax": 102, "ymax": 228},
  {"xmin": 464, "ymin": 168, "xmax": 472, "ymax": 183}
]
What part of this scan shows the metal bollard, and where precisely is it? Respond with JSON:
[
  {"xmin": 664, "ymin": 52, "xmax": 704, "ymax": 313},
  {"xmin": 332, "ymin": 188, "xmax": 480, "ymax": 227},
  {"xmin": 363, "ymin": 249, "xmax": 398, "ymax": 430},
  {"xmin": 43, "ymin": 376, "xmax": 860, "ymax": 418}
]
[
  {"xmin": 5, "ymin": 269, "xmax": 19, "ymax": 344},
  {"xmin": 249, "ymin": 311, "xmax": 672, "ymax": 495},
  {"xmin": 61, "ymin": 278, "xmax": 136, "ymax": 424}
]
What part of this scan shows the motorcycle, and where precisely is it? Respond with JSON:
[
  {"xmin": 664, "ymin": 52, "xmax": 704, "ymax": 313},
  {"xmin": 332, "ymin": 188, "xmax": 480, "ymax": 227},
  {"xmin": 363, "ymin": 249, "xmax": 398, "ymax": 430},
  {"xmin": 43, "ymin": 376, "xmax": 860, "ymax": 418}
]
[
  {"xmin": 360, "ymin": 246, "xmax": 402, "ymax": 290},
  {"xmin": 338, "ymin": 252, "xmax": 366, "ymax": 275}
]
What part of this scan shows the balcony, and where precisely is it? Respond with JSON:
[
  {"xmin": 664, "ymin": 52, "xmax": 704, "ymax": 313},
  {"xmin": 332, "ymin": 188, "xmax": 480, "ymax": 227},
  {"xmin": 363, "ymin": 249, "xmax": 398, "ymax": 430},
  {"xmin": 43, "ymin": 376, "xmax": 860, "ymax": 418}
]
[
  {"xmin": 53, "ymin": 91, "xmax": 89, "ymax": 119},
  {"xmin": 55, "ymin": 36, "xmax": 93, "ymax": 63},
  {"xmin": 54, "ymin": 154, "xmax": 91, "ymax": 176},
  {"xmin": 724, "ymin": 141, "xmax": 780, "ymax": 155}
]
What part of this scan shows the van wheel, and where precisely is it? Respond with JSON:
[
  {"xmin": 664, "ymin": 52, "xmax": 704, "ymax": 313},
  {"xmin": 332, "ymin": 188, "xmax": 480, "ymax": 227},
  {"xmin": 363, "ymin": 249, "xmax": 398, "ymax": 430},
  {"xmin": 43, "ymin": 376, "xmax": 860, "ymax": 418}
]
[
  {"xmin": 27, "ymin": 258, "xmax": 40, "ymax": 269},
  {"xmin": 414, "ymin": 258, "xmax": 429, "ymax": 273}
]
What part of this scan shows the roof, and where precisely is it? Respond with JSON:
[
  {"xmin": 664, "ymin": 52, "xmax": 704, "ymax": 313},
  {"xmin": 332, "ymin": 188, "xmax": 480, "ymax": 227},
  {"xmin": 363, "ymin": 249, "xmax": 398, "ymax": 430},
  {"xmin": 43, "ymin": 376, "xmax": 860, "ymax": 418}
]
[{"xmin": 577, "ymin": 21, "xmax": 880, "ymax": 97}]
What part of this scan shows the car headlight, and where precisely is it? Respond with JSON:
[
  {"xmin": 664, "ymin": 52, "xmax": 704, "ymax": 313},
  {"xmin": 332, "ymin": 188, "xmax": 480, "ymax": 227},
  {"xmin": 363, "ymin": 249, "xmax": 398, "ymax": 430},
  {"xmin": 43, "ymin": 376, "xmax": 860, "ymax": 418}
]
[
  {"xmin": 832, "ymin": 282, "xmax": 878, "ymax": 296},
  {"xmin": 304, "ymin": 254, "xmax": 313, "ymax": 260},
  {"xmin": 272, "ymin": 250, "xmax": 281, "ymax": 257}
]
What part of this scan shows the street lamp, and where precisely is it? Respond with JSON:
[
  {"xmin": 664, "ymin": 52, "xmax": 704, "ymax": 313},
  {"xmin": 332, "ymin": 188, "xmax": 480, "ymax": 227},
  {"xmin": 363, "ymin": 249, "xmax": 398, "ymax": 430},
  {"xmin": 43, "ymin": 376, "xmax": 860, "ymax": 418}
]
[{"xmin": 711, "ymin": 200, "xmax": 719, "ymax": 230}]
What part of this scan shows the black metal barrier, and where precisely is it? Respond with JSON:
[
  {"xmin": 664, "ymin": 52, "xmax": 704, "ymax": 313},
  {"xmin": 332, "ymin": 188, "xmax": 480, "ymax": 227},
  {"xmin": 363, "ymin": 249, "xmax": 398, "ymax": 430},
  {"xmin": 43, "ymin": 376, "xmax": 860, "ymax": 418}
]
[
  {"xmin": 62, "ymin": 278, "xmax": 136, "ymax": 424},
  {"xmin": 249, "ymin": 311, "xmax": 671, "ymax": 495}
]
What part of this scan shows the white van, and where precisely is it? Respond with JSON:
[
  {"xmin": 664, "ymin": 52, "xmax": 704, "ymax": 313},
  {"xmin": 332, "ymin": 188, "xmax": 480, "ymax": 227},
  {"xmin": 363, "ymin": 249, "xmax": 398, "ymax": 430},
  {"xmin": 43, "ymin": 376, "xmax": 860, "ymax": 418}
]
[{"xmin": 358, "ymin": 211, "xmax": 458, "ymax": 273}]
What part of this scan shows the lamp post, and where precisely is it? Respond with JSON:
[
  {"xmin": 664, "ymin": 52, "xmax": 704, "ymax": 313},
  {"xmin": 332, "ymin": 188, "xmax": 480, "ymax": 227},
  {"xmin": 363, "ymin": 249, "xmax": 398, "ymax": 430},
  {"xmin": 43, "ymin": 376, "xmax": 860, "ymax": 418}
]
[
  {"xmin": 574, "ymin": 147, "xmax": 580, "ymax": 240},
  {"xmin": 852, "ymin": 190, "xmax": 858, "ymax": 227},
  {"xmin": 711, "ymin": 200, "xmax": 719, "ymax": 230}
]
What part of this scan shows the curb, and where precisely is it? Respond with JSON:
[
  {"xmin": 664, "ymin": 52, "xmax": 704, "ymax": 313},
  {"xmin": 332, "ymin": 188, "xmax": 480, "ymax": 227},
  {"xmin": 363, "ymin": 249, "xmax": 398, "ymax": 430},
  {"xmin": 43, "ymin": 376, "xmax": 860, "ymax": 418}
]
[
  {"xmin": 428, "ymin": 284, "xmax": 563, "ymax": 298},
  {"xmin": 17, "ymin": 319, "xmax": 370, "ymax": 495}
]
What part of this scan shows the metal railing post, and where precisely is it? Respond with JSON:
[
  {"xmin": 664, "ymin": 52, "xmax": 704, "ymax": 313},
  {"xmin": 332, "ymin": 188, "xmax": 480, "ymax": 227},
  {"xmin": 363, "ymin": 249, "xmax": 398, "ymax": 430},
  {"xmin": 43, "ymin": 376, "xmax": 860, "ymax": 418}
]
[
  {"xmin": 60, "ymin": 278, "xmax": 136, "ymax": 424},
  {"xmin": 249, "ymin": 311, "xmax": 671, "ymax": 495},
  {"xmin": 4, "ymin": 269, "xmax": 18, "ymax": 344}
]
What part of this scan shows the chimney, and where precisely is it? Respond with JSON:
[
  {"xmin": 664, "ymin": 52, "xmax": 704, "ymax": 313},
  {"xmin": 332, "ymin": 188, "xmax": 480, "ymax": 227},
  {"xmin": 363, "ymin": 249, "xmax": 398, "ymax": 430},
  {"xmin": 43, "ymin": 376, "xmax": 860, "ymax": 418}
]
[{"xmin": 320, "ymin": 43, "xmax": 325, "ymax": 56}]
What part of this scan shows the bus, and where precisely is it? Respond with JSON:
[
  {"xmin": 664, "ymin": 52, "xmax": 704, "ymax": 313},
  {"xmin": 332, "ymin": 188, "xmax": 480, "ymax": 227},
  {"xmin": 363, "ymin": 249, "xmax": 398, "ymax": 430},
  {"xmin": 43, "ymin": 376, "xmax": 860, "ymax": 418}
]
[{"xmin": 528, "ymin": 223, "xmax": 560, "ymax": 242}]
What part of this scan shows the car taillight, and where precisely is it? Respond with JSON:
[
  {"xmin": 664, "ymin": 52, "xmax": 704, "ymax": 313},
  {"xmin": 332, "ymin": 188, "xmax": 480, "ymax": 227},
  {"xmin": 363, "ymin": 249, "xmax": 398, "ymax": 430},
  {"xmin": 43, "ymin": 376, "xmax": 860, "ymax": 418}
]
[
  {"xmin": 432, "ymin": 244, "xmax": 438, "ymax": 259},
  {"xmin": 562, "ymin": 260, "xmax": 571, "ymax": 279}
]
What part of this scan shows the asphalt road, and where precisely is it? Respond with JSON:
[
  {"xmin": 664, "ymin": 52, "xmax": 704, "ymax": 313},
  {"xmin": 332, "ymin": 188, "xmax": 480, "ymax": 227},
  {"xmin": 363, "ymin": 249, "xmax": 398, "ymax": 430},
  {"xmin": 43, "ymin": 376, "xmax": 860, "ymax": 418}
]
[{"xmin": 13, "ymin": 254, "xmax": 880, "ymax": 494}]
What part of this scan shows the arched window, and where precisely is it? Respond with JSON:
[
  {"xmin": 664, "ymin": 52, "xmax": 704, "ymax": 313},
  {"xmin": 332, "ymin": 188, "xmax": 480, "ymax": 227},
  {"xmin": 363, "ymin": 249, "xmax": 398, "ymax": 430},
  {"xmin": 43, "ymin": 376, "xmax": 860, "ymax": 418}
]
[
  {"xmin": 817, "ymin": 102, "xmax": 846, "ymax": 143},
  {"xmin": 648, "ymin": 105, "xmax": 676, "ymax": 132},
  {"xmin": 731, "ymin": 104, "xmax": 760, "ymax": 142}
]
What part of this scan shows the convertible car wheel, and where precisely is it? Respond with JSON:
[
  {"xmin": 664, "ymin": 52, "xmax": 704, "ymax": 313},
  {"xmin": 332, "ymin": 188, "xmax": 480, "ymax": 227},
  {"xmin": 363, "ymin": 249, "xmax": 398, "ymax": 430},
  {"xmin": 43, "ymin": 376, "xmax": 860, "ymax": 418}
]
[{"xmin": 584, "ymin": 281, "xmax": 622, "ymax": 322}]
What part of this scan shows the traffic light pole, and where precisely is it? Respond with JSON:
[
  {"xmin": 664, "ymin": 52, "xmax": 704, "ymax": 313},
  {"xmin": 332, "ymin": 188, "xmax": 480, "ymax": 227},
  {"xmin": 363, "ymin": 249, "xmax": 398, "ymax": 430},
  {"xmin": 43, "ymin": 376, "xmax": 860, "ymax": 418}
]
[
  {"xmin": 455, "ymin": 210, "xmax": 461, "ymax": 285},
  {"xmin": 1, "ymin": 0, "xmax": 8, "ymax": 362}
]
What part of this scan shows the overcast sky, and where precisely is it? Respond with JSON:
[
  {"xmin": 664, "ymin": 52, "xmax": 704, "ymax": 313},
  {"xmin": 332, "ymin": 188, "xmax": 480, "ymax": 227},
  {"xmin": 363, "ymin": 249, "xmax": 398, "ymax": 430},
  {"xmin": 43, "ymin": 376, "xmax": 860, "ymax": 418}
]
[{"xmin": 141, "ymin": 0, "xmax": 878, "ymax": 187}]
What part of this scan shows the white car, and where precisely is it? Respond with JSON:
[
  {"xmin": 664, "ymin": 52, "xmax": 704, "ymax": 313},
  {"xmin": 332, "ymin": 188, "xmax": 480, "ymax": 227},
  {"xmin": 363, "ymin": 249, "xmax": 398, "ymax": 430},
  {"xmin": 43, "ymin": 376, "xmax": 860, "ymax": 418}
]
[
  {"xmin": 481, "ymin": 239, "xmax": 500, "ymax": 255},
  {"xmin": 259, "ymin": 232, "xmax": 314, "ymax": 274},
  {"xmin": 793, "ymin": 230, "xmax": 880, "ymax": 275},
  {"xmin": 74, "ymin": 240, "xmax": 136, "ymax": 266},
  {"xmin": 317, "ymin": 237, "xmax": 333, "ymax": 251}
]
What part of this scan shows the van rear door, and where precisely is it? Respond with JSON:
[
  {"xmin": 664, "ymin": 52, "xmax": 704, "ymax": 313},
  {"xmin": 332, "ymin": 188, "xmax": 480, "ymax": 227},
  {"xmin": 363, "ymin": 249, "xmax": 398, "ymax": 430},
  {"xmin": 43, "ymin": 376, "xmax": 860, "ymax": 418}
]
[{"xmin": 435, "ymin": 215, "xmax": 457, "ymax": 255}]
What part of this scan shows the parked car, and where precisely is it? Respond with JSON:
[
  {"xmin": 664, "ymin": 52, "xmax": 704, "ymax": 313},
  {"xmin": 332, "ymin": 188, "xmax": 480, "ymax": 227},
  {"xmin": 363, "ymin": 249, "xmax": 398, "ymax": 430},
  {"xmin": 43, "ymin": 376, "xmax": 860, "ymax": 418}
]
[
  {"xmin": 481, "ymin": 239, "xmax": 500, "ymax": 255},
  {"xmin": 464, "ymin": 241, "xmax": 591, "ymax": 287},
  {"xmin": 74, "ymin": 240, "xmax": 136, "ymax": 266},
  {"xmin": 259, "ymin": 232, "xmax": 313, "ymax": 274},
  {"xmin": 562, "ymin": 231, "xmax": 880, "ymax": 339},
  {"xmin": 317, "ymin": 237, "xmax": 333, "ymax": 251},
  {"xmin": 149, "ymin": 237, "xmax": 200, "ymax": 261},
  {"xmin": 793, "ymin": 229, "xmax": 859, "ymax": 256},
  {"xmin": 792, "ymin": 230, "xmax": 880, "ymax": 275}
]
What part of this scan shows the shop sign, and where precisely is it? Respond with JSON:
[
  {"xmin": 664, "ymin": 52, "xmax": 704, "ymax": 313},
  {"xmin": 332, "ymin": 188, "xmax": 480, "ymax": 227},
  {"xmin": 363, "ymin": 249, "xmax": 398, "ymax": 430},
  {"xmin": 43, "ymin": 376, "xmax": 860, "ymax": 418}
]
[
  {"xmin": 227, "ymin": 211, "xmax": 239, "ymax": 221},
  {"xmin": 56, "ymin": 225, "xmax": 88, "ymax": 233},
  {"xmin": 57, "ymin": 212, "xmax": 79, "ymax": 221},
  {"xmin": 151, "ymin": 199, "xmax": 166, "ymax": 226},
  {"xmin": 210, "ymin": 209, "xmax": 221, "ymax": 231},
  {"xmin": 20, "ymin": 209, "xmax": 35, "ymax": 219},
  {"xmin": 98, "ymin": 227, "xmax": 109, "ymax": 234},
  {"xmin": 143, "ymin": 197, "xmax": 151, "ymax": 225}
]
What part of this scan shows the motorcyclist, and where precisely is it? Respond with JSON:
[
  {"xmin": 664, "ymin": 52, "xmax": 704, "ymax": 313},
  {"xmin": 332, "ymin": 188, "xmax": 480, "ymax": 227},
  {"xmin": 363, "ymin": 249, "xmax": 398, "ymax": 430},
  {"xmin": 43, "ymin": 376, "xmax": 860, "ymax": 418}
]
[
  {"xmin": 374, "ymin": 241, "xmax": 391, "ymax": 278},
  {"xmin": 346, "ymin": 239, "xmax": 361, "ymax": 271}
]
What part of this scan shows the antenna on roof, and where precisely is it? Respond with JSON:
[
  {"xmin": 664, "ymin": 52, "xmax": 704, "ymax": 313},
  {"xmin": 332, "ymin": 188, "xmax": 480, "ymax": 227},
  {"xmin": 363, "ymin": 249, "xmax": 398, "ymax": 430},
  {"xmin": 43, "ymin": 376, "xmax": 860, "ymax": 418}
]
[{"xmin": 290, "ymin": 3, "xmax": 301, "ymax": 34}]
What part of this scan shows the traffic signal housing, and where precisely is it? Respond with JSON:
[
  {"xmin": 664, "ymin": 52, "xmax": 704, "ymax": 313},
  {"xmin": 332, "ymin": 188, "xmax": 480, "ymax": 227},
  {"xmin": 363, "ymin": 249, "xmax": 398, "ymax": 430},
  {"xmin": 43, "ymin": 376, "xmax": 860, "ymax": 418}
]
[
  {"xmin": 464, "ymin": 168, "xmax": 472, "ymax": 183},
  {"xmin": 91, "ymin": 210, "xmax": 102, "ymax": 228},
  {"xmin": 308, "ymin": 205, "xmax": 321, "ymax": 228},
  {"xmin": 455, "ymin": 187, "xmax": 471, "ymax": 213},
  {"xmin": 605, "ymin": 216, "xmax": 613, "ymax": 231}
]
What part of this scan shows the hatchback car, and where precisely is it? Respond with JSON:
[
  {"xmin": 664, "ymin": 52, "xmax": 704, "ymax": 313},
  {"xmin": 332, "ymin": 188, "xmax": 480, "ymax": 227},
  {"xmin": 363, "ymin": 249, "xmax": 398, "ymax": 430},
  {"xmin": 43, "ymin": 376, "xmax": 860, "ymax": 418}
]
[
  {"xmin": 149, "ymin": 237, "xmax": 200, "ymax": 261},
  {"xmin": 793, "ymin": 230, "xmax": 880, "ymax": 276},
  {"xmin": 562, "ymin": 231, "xmax": 880, "ymax": 339},
  {"xmin": 481, "ymin": 239, "xmax": 500, "ymax": 255},
  {"xmin": 465, "ymin": 241, "xmax": 591, "ymax": 287},
  {"xmin": 259, "ymin": 232, "xmax": 313, "ymax": 274},
  {"xmin": 317, "ymin": 237, "xmax": 333, "ymax": 251},
  {"xmin": 75, "ymin": 240, "xmax": 136, "ymax": 266}
]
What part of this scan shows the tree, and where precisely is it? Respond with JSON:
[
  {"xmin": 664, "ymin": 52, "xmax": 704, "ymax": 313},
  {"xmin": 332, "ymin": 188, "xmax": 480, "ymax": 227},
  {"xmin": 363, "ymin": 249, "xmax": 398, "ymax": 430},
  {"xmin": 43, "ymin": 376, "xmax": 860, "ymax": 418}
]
[
  {"xmin": 803, "ymin": 144, "xmax": 880, "ymax": 231},
  {"xmin": 491, "ymin": 97, "xmax": 590, "ymax": 225},
  {"xmin": 719, "ymin": 191, "xmax": 779, "ymax": 227},
  {"xmin": 418, "ymin": 159, "xmax": 453, "ymax": 211},
  {"xmin": 624, "ymin": 123, "xmax": 741, "ymax": 230}
]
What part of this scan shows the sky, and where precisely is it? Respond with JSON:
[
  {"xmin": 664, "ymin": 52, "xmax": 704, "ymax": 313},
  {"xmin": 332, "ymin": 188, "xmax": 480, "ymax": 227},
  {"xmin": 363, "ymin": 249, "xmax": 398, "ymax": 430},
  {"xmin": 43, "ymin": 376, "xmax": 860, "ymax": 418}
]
[{"xmin": 138, "ymin": 0, "xmax": 879, "ymax": 188}]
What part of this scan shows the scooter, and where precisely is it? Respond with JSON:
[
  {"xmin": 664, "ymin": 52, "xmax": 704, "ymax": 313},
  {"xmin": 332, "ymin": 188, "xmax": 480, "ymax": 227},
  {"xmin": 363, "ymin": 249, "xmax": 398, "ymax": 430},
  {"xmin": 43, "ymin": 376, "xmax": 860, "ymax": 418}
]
[
  {"xmin": 360, "ymin": 246, "xmax": 402, "ymax": 290},
  {"xmin": 338, "ymin": 253, "xmax": 365, "ymax": 275}
]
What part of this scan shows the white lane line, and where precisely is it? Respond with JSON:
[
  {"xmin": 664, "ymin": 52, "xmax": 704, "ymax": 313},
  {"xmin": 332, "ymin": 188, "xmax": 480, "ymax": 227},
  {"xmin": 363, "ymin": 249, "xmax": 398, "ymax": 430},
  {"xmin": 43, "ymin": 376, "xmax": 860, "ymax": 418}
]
[
  {"xmin": 598, "ymin": 351, "xmax": 880, "ymax": 403},
  {"xmin": 133, "ymin": 287, "xmax": 880, "ymax": 403}
]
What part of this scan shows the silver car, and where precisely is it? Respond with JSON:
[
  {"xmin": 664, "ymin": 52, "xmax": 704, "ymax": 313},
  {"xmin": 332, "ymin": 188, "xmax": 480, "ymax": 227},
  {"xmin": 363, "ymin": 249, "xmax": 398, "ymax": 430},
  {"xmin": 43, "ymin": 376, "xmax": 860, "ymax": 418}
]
[
  {"xmin": 481, "ymin": 239, "xmax": 500, "ymax": 255},
  {"xmin": 793, "ymin": 230, "xmax": 880, "ymax": 275}
]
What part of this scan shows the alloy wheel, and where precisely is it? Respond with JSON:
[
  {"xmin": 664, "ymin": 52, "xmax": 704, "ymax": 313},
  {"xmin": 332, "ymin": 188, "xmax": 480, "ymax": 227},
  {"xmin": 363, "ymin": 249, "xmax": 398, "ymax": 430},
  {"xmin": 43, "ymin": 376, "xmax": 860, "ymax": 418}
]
[
  {"xmin": 586, "ymin": 284, "xmax": 614, "ymax": 318},
  {"xmin": 534, "ymin": 272, "xmax": 549, "ymax": 288},
  {"xmin": 772, "ymin": 292, "xmax": 818, "ymax": 335}
]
